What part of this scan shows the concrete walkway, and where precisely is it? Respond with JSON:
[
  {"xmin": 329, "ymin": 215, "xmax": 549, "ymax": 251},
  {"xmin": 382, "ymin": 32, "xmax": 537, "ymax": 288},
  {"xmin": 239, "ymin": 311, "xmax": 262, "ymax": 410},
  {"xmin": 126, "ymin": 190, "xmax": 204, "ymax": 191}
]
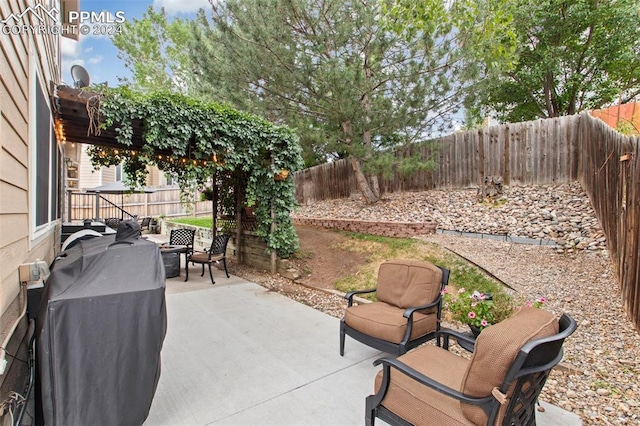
[{"xmin": 144, "ymin": 265, "xmax": 582, "ymax": 425}]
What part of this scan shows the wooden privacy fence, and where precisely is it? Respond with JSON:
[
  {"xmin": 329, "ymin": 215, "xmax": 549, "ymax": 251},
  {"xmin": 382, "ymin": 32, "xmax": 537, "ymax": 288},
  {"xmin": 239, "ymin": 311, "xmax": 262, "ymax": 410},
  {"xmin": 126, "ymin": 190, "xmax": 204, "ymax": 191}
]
[
  {"xmin": 68, "ymin": 187, "xmax": 212, "ymax": 221},
  {"xmin": 294, "ymin": 112, "xmax": 640, "ymax": 332},
  {"xmin": 578, "ymin": 113, "xmax": 640, "ymax": 332},
  {"xmin": 294, "ymin": 115, "xmax": 581, "ymax": 204}
]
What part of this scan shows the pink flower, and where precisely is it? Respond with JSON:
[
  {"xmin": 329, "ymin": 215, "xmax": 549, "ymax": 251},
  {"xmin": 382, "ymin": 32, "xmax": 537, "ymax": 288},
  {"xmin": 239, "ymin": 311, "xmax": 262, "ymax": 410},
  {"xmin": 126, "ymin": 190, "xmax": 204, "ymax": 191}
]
[
  {"xmin": 481, "ymin": 319, "xmax": 488, "ymax": 327},
  {"xmin": 458, "ymin": 288, "xmax": 466, "ymax": 294},
  {"xmin": 441, "ymin": 288, "xmax": 448, "ymax": 295},
  {"xmin": 525, "ymin": 301, "xmax": 532, "ymax": 307},
  {"xmin": 468, "ymin": 311, "xmax": 476, "ymax": 319},
  {"xmin": 537, "ymin": 297, "xmax": 547, "ymax": 304}
]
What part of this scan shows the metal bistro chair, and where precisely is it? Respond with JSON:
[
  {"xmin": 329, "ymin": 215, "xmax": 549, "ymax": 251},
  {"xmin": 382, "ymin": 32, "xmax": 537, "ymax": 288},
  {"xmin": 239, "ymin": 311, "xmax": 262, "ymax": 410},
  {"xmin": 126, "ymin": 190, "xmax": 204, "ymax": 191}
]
[
  {"xmin": 187, "ymin": 233, "xmax": 231, "ymax": 284},
  {"xmin": 104, "ymin": 217, "xmax": 121, "ymax": 230},
  {"xmin": 139, "ymin": 216, "xmax": 152, "ymax": 231},
  {"xmin": 169, "ymin": 228, "xmax": 195, "ymax": 281}
]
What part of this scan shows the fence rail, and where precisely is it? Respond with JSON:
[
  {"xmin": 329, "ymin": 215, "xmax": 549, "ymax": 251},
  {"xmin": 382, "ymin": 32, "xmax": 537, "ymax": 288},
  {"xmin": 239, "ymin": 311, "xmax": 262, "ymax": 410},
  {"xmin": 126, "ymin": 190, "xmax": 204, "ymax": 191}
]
[
  {"xmin": 68, "ymin": 187, "xmax": 213, "ymax": 221},
  {"xmin": 293, "ymin": 112, "xmax": 640, "ymax": 332}
]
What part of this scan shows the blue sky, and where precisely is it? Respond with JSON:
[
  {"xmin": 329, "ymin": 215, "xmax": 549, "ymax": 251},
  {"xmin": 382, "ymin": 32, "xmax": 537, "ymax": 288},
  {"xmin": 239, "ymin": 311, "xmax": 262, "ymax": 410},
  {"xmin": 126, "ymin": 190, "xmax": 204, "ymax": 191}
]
[{"xmin": 61, "ymin": 0, "xmax": 210, "ymax": 87}]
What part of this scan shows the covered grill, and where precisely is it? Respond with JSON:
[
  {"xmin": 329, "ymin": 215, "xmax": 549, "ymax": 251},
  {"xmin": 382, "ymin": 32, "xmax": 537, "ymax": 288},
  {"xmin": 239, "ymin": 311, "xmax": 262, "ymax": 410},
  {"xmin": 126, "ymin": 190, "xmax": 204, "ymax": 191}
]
[{"xmin": 36, "ymin": 235, "xmax": 166, "ymax": 426}]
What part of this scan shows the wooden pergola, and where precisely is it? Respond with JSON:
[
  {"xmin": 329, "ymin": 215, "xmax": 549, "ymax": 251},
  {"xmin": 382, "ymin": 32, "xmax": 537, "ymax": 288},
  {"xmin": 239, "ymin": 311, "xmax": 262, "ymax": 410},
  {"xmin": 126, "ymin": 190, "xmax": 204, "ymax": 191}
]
[{"xmin": 53, "ymin": 85, "xmax": 302, "ymax": 271}]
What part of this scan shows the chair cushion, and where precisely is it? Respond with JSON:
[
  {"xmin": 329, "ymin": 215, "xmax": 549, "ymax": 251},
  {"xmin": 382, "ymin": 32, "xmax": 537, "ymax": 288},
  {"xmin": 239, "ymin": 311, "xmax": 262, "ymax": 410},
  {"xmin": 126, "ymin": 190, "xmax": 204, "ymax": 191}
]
[
  {"xmin": 376, "ymin": 345, "xmax": 474, "ymax": 426},
  {"xmin": 190, "ymin": 252, "xmax": 224, "ymax": 263},
  {"xmin": 344, "ymin": 302, "xmax": 437, "ymax": 344},
  {"xmin": 376, "ymin": 260, "xmax": 443, "ymax": 309},
  {"xmin": 460, "ymin": 307, "xmax": 559, "ymax": 424}
]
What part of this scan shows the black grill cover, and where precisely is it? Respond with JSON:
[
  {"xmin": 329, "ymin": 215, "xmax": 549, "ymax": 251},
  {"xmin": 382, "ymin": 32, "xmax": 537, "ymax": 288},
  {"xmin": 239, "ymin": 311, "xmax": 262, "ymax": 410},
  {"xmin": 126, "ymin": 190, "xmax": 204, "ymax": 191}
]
[
  {"xmin": 116, "ymin": 219, "xmax": 142, "ymax": 241},
  {"xmin": 36, "ymin": 236, "xmax": 166, "ymax": 426}
]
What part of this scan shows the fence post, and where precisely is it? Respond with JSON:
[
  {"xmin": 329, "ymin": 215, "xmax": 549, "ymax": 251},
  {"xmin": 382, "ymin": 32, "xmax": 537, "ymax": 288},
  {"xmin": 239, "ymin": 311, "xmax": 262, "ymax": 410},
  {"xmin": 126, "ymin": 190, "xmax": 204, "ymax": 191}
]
[
  {"xmin": 67, "ymin": 189, "xmax": 73, "ymax": 222},
  {"xmin": 504, "ymin": 125, "xmax": 510, "ymax": 185},
  {"xmin": 477, "ymin": 129, "xmax": 486, "ymax": 196},
  {"xmin": 94, "ymin": 191, "xmax": 101, "ymax": 221}
]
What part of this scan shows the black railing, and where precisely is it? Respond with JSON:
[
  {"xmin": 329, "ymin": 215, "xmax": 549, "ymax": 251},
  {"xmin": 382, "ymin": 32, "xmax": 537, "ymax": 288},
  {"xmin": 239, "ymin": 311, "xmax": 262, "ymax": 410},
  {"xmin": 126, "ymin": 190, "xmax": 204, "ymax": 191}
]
[{"xmin": 67, "ymin": 191, "xmax": 136, "ymax": 222}]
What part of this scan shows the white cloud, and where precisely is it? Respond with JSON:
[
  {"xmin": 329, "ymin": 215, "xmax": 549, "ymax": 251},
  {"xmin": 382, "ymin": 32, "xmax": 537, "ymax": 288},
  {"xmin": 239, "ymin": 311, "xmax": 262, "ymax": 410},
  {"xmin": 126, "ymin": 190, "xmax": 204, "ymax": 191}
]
[
  {"xmin": 69, "ymin": 59, "xmax": 86, "ymax": 67},
  {"xmin": 61, "ymin": 37, "xmax": 84, "ymax": 85},
  {"xmin": 88, "ymin": 55, "xmax": 104, "ymax": 65},
  {"xmin": 61, "ymin": 36, "xmax": 80, "ymax": 60},
  {"xmin": 153, "ymin": 0, "xmax": 210, "ymax": 15}
]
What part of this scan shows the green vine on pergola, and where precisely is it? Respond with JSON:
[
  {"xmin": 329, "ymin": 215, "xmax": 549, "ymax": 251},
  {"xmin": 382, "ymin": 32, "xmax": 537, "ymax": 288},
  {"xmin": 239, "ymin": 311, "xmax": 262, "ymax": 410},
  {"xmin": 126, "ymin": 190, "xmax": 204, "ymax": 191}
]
[{"xmin": 85, "ymin": 87, "xmax": 304, "ymax": 258}]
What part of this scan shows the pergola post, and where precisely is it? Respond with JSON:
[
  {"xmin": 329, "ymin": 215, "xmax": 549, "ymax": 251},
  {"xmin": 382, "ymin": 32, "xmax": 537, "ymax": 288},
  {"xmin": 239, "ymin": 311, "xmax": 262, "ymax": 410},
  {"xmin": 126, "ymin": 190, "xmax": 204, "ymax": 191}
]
[
  {"xmin": 270, "ymin": 205, "xmax": 276, "ymax": 274},
  {"xmin": 212, "ymin": 170, "xmax": 218, "ymax": 238},
  {"xmin": 235, "ymin": 186, "xmax": 242, "ymax": 264}
]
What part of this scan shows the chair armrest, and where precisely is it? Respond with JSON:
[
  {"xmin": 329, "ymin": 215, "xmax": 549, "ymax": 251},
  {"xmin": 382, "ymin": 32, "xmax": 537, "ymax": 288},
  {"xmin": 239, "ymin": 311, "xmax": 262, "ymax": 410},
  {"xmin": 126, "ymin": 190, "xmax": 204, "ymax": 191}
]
[
  {"xmin": 436, "ymin": 328, "xmax": 476, "ymax": 351},
  {"xmin": 344, "ymin": 288, "xmax": 376, "ymax": 307},
  {"xmin": 373, "ymin": 357, "xmax": 494, "ymax": 410},
  {"xmin": 402, "ymin": 295, "xmax": 442, "ymax": 319}
]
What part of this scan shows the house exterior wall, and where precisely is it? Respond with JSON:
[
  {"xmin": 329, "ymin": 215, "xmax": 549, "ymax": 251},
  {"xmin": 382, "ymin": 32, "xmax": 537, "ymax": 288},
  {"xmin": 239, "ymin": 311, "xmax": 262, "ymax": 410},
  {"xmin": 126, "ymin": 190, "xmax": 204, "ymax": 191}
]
[
  {"xmin": 78, "ymin": 143, "xmax": 118, "ymax": 190},
  {"xmin": 77, "ymin": 143, "xmax": 169, "ymax": 189},
  {"xmin": 590, "ymin": 102, "xmax": 640, "ymax": 134},
  {"xmin": 0, "ymin": 0, "xmax": 64, "ymax": 408}
]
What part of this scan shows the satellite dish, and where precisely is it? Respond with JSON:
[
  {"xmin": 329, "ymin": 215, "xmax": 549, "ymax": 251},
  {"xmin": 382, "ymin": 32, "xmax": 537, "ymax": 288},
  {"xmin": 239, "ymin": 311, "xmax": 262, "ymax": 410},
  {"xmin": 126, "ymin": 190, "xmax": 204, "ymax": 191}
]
[{"xmin": 71, "ymin": 65, "xmax": 91, "ymax": 88}]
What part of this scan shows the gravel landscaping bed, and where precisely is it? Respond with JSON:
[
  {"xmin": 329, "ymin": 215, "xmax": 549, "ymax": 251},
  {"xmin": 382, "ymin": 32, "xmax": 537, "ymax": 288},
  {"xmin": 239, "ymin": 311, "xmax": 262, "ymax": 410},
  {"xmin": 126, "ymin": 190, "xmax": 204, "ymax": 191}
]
[
  {"xmin": 294, "ymin": 182, "xmax": 608, "ymax": 253},
  {"xmin": 264, "ymin": 182, "xmax": 638, "ymax": 425}
]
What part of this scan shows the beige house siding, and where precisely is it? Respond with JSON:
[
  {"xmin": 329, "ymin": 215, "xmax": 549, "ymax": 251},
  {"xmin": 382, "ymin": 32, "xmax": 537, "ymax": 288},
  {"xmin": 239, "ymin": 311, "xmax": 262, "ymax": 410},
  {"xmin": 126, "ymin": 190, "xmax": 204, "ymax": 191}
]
[
  {"xmin": 78, "ymin": 144, "xmax": 117, "ymax": 190},
  {"xmin": 77, "ymin": 143, "xmax": 171, "ymax": 188},
  {"xmin": 1, "ymin": 0, "xmax": 64, "ymax": 400},
  {"xmin": 147, "ymin": 165, "xmax": 170, "ymax": 186}
]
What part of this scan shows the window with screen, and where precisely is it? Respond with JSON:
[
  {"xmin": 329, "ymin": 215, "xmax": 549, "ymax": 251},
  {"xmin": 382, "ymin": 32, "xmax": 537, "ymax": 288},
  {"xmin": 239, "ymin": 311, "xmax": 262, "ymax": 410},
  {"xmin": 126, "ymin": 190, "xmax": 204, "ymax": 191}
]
[{"xmin": 34, "ymin": 78, "xmax": 60, "ymax": 228}]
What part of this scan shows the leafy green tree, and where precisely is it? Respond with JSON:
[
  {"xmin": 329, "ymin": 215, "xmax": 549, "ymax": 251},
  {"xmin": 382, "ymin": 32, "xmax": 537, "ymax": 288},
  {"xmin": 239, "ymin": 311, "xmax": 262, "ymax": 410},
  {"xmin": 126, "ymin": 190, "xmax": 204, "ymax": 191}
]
[
  {"xmin": 188, "ymin": 0, "xmax": 479, "ymax": 202},
  {"xmin": 112, "ymin": 6, "xmax": 196, "ymax": 92},
  {"xmin": 111, "ymin": 1, "xmax": 518, "ymax": 202},
  {"xmin": 479, "ymin": 0, "xmax": 640, "ymax": 122}
]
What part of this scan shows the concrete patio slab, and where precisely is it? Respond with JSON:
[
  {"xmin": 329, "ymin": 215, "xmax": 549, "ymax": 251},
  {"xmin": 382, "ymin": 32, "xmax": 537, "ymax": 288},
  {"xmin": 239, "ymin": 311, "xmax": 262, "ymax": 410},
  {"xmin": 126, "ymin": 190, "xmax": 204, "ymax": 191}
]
[{"xmin": 144, "ymin": 264, "xmax": 582, "ymax": 426}]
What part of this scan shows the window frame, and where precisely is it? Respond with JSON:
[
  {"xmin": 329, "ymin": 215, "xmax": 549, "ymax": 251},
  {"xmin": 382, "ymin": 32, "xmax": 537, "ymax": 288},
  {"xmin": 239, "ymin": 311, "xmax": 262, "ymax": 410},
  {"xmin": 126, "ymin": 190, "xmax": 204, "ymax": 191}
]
[{"xmin": 29, "ymin": 52, "xmax": 61, "ymax": 242}]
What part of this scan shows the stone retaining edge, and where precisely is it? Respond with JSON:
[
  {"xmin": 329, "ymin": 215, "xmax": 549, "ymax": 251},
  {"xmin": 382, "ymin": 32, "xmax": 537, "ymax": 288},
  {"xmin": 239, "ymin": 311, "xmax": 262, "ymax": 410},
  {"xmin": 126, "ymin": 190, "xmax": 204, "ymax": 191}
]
[{"xmin": 293, "ymin": 217, "xmax": 437, "ymax": 238}]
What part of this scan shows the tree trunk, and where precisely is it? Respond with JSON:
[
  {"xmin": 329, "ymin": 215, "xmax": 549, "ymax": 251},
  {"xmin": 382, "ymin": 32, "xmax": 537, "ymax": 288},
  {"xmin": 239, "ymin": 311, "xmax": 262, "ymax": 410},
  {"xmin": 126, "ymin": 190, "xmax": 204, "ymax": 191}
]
[
  {"xmin": 349, "ymin": 156, "xmax": 379, "ymax": 203},
  {"xmin": 370, "ymin": 175, "xmax": 380, "ymax": 199},
  {"xmin": 360, "ymin": 52, "xmax": 380, "ymax": 202}
]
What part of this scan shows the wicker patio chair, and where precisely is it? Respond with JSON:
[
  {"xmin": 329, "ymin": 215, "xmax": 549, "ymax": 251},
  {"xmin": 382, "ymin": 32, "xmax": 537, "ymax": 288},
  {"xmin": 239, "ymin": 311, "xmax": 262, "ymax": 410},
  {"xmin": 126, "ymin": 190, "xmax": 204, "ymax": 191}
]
[
  {"xmin": 169, "ymin": 228, "xmax": 195, "ymax": 280},
  {"xmin": 104, "ymin": 217, "xmax": 121, "ymax": 230}
]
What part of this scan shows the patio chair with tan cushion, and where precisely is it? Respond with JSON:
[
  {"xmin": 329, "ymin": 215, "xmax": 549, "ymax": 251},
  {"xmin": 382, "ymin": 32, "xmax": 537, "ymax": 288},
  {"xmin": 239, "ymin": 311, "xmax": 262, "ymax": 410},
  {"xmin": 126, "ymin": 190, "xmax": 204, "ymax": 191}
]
[
  {"xmin": 365, "ymin": 307, "xmax": 577, "ymax": 426},
  {"xmin": 340, "ymin": 259, "xmax": 450, "ymax": 356},
  {"xmin": 187, "ymin": 233, "xmax": 230, "ymax": 284}
]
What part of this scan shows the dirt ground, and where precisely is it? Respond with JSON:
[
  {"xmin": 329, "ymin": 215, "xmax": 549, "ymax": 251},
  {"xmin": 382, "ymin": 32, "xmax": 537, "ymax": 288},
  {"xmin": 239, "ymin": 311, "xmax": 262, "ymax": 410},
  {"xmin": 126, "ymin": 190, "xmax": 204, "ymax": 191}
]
[{"xmin": 287, "ymin": 225, "xmax": 368, "ymax": 290}]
